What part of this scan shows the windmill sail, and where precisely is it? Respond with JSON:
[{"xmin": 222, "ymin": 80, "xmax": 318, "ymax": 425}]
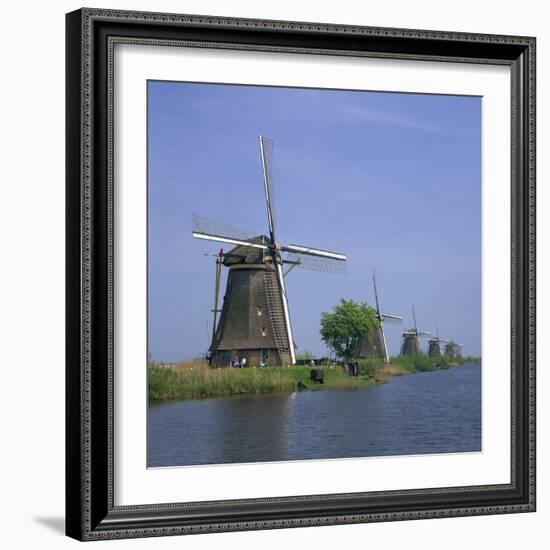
[
  {"xmin": 373, "ymin": 271, "xmax": 389, "ymax": 363},
  {"xmin": 259, "ymin": 135, "xmax": 276, "ymax": 241},
  {"xmin": 283, "ymin": 243, "xmax": 346, "ymax": 261},
  {"xmin": 380, "ymin": 314, "xmax": 402, "ymax": 323},
  {"xmin": 192, "ymin": 214, "xmax": 257, "ymax": 242},
  {"xmin": 284, "ymin": 250, "xmax": 347, "ymax": 274},
  {"xmin": 263, "ymin": 265, "xmax": 293, "ymax": 365},
  {"xmin": 259, "ymin": 135, "xmax": 295, "ymax": 364},
  {"xmin": 192, "ymin": 214, "xmax": 268, "ymax": 250}
]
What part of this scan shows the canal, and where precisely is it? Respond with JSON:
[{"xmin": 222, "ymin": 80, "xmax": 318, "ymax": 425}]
[{"xmin": 148, "ymin": 363, "xmax": 481, "ymax": 467}]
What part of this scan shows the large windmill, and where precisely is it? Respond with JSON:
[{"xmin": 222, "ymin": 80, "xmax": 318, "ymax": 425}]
[
  {"xmin": 400, "ymin": 305, "xmax": 431, "ymax": 356},
  {"xmin": 193, "ymin": 136, "xmax": 347, "ymax": 367},
  {"xmin": 358, "ymin": 270, "xmax": 402, "ymax": 363}
]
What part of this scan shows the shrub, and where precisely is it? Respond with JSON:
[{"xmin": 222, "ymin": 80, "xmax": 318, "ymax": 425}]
[{"xmin": 355, "ymin": 357, "xmax": 384, "ymax": 378}]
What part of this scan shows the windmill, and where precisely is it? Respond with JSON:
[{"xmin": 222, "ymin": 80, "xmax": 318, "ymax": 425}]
[
  {"xmin": 358, "ymin": 270, "xmax": 402, "ymax": 363},
  {"xmin": 444, "ymin": 340, "xmax": 464, "ymax": 359},
  {"xmin": 427, "ymin": 327, "xmax": 449, "ymax": 357},
  {"xmin": 193, "ymin": 135, "xmax": 347, "ymax": 367},
  {"xmin": 400, "ymin": 305, "xmax": 431, "ymax": 356}
]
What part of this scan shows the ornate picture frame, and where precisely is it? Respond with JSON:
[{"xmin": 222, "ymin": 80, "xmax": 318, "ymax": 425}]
[{"xmin": 66, "ymin": 8, "xmax": 536, "ymax": 541}]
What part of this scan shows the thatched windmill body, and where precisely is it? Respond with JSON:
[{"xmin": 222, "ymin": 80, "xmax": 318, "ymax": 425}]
[
  {"xmin": 193, "ymin": 136, "xmax": 347, "ymax": 367},
  {"xmin": 358, "ymin": 271, "xmax": 402, "ymax": 363},
  {"xmin": 400, "ymin": 306, "xmax": 430, "ymax": 356}
]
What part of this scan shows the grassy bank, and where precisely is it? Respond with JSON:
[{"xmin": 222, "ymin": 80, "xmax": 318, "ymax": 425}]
[
  {"xmin": 387, "ymin": 354, "xmax": 481, "ymax": 372},
  {"xmin": 149, "ymin": 364, "xmax": 382, "ymax": 401},
  {"xmin": 149, "ymin": 356, "xmax": 480, "ymax": 401},
  {"xmin": 390, "ymin": 354, "xmax": 451, "ymax": 373}
]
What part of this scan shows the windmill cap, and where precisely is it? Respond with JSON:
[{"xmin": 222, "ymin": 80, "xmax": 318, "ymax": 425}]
[{"xmin": 223, "ymin": 236, "xmax": 271, "ymax": 266}]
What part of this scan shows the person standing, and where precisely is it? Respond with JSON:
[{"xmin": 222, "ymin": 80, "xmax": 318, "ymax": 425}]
[{"xmin": 241, "ymin": 357, "xmax": 247, "ymax": 368}]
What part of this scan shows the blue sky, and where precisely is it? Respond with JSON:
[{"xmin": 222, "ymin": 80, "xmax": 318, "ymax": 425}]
[{"xmin": 148, "ymin": 81, "xmax": 481, "ymax": 361}]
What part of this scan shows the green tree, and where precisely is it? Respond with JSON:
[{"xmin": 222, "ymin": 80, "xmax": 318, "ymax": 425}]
[{"xmin": 320, "ymin": 299, "xmax": 379, "ymax": 364}]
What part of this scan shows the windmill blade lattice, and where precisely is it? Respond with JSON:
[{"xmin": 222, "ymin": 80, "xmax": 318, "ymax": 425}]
[
  {"xmin": 192, "ymin": 214, "xmax": 260, "ymax": 243},
  {"xmin": 380, "ymin": 314, "xmax": 403, "ymax": 325},
  {"xmin": 259, "ymin": 136, "xmax": 278, "ymax": 239},
  {"xmin": 284, "ymin": 251, "xmax": 347, "ymax": 274}
]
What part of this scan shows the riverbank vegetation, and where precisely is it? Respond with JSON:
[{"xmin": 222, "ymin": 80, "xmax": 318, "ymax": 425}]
[
  {"xmin": 386, "ymin": 354, "xmax": 480, "ymax": 372},
  {"xmin": 149, "ymin": 363, "xmax": 379, "ymax": 401},
  {"xmin": 148, "ymin": 355, "xmax": 480, "ymax": 401}
]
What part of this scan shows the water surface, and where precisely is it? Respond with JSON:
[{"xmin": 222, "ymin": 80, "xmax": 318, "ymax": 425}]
[{"xmin": 148, "ymin": 363, "xmax": 481, "ymax": 467}]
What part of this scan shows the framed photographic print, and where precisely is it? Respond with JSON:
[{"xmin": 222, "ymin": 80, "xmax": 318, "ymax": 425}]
[{"xmin": 66, "ymin": 8, "xmax": 536, "ymax": 541}]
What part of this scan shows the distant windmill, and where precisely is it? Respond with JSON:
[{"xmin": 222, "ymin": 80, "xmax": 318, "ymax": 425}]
[
  {"xmin": 444, "ymin": 340, "xmax": 464, "ymax": 359},
  {"xmin": 400, "ymin": 305, "xmax": 431, "ymax": 355},
  {"xmin": 358, "ymin": 270, "xmax": 402, "ymax": 363},
  {"xmin": 427, "ymin": 327, "xmax": 449, "ymax": 357},
  {"xmin": 193, "ymin": 135, "xmax": 347, "ymax": 367}
]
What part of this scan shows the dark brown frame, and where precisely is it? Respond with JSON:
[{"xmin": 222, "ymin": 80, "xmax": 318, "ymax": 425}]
[{"xmin": 66, "ymin": 8, "xmax": 536, "ymax": 541}]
